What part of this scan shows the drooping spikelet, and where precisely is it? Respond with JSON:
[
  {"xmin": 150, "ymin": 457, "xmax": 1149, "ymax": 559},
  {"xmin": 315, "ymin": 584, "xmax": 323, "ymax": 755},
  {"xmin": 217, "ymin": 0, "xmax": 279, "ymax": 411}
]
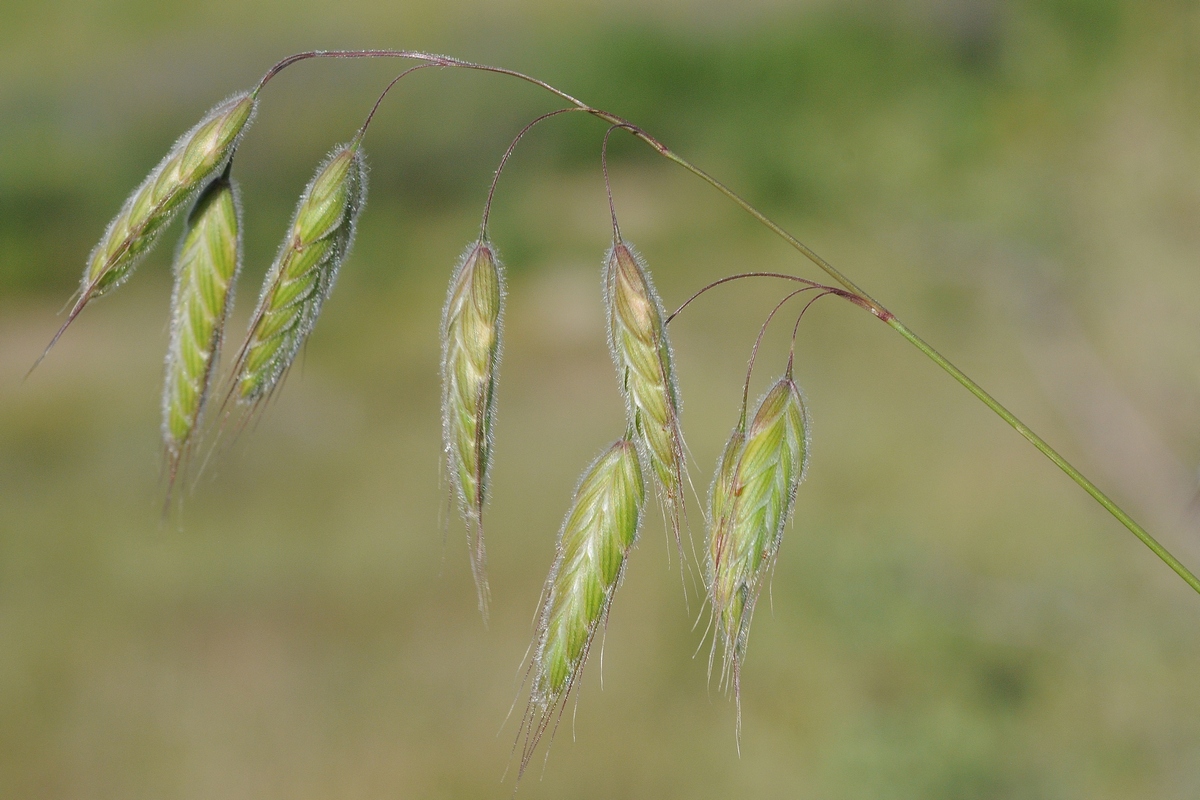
[
  {"xmin": 233, "ymin": 138, "xmax": 367, "ymax": 402},
  {"xmin": 520, "ymin": 438, "xmax": 644, "ymax": 773},
  {"xmin": 441, "ymin": 240, "xmax": 504, "ymax": 617},
  {"xmin": 30, "ymin": 92, "xmax": 256, "ymax": 371},
  {"xmin": 162, "ymin": 172, "xmax": 241, "ymax": 484},
  {"xmin": 604, "ymin": 241, "xmax": 686, "ymax": 549},
  {"xmin": 81, "ymin": 93, "xmax": 256, "ymax": 311},
  {"xmin": 707, "ymin": 374, "xmax": 808, "ymax": 694}
]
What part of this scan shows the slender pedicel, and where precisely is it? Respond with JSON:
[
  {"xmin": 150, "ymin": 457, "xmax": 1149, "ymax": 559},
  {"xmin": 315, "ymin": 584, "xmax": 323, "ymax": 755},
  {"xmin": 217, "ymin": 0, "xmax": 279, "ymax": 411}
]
[{"xmin": 480, "ymin": 107, "xmax": 582, "ymax": 237}]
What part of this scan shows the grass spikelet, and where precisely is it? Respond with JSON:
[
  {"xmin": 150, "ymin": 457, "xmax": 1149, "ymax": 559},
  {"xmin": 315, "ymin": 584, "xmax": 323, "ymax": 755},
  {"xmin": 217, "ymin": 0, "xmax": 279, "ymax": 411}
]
[
  {"xmin": 707, "ymin": 374, "xmax": 809, "ymax": 705},
  {"xmin": 441, "ymin": 240, "xmax": 504, "ymax": 618},
  {"xmin": 604, "ymin": 241, "xmax": 686, "ymax": 554},
  {"xmin": 40, "ymin": 92, "xmax": 256, "ymax": 363},
  {"xmin": 232, "ymin": 138, "xmax": 367, "ymax": 403},
  {"xmin": 162, "ymin": 172, "xmax": 241, "ymax": 488},
  {"xmin": 518, "ymin": 438, "xmax": 644, "ymax": 775}
]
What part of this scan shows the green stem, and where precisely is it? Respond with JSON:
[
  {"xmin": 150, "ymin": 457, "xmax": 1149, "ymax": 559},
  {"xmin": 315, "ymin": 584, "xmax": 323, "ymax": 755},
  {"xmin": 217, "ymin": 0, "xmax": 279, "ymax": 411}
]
[{"xmin": 889, "ymin": 318, "xmax": 1200, "ymax": 594}]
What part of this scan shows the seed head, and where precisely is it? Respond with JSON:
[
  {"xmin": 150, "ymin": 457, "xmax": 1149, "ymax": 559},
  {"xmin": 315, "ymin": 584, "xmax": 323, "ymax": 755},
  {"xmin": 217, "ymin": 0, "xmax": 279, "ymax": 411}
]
[
  {"xmin": 441, "ymin": 240, "xmax": 504, "ymax": 618},
  {"xmin": 83, "ymin": 92, "xmax": 256, "ymax": 305},
  {"xmin": 162, "ymin": 174, "xmax": 241, "ymax": 484},
  {"xmin": 520, "ymin": 438, "xmax": 644, "ymax": 772},
  {"xmin": 604, "ymin": 241, "xmax": 686, "ymax": 550},
  {"xmin": 233, "ymin": 140, "xmax": 367, "ymax": 402},
  {"xmin": 707, "ymin": 375, "xmax": 808, "ymax": 693}
]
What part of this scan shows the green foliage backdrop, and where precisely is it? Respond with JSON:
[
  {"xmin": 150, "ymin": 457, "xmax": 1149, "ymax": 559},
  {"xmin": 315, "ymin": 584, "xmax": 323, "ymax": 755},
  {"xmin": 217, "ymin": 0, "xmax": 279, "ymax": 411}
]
[{"xmin": 2, "ymin": 1, "xmax": 1199, "ymax": 797}]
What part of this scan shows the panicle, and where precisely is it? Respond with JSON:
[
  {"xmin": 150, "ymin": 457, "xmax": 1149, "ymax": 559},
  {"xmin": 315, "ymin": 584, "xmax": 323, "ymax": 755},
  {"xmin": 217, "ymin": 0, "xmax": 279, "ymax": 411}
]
[
  {"xmin": 519, "ymin": 438, "xmax": 644, "ymax": 772},
  {"xmin": 604, "ymin": 241, "xmax": 686, "ymax": 552},
  {"xmin": 162, "ymin": 174, "xmax": 241, "ymax": 483},
  {"xmin": 706, "ymin": 374, "xmax": 808, "ymax": 692},
  {"xmin": 83, "ymin": 92, "xmax": 256, "ymax": 306},
  {"xmin": 233, "ymin": 139, "xmax": 367, "ymax": 402},
  {"xmin": 441, "ymin": 240, "xmax": 504, "ymax": 618}
]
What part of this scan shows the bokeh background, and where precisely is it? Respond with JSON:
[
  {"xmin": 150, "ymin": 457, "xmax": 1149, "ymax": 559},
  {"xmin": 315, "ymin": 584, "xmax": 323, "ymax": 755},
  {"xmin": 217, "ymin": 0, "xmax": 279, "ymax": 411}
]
[{"xmin": 3, "ymin": 1, "xmax": 1200, "ymax": 797}]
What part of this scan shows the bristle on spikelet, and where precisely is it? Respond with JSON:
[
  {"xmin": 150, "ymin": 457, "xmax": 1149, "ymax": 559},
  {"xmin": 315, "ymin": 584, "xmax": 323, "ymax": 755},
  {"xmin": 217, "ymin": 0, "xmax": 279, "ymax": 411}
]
[
  {"xmin": 162, "ymin": 173, "xmax": 241, "ymax": 488},
  {"xmin": 232, "ymin": 138, "xmax": 367, "ymax": 403},
  {"xmin": 604, "ymin": 241, "xmax": 687, "ymax": 556},
  {"xmin": 518, "ymin": 438, "xmax": 644, "ymax": 776},
  {"xmin": 706, "ymin": 374, "xmax": 808, "ymax": 711},
  {"xmin": 441, "ymin": 240, "xmax": 504, "ymax": 619},
  {"xmin": 36, "ymin": 92, "xmax": 256, "ymax": 370}
]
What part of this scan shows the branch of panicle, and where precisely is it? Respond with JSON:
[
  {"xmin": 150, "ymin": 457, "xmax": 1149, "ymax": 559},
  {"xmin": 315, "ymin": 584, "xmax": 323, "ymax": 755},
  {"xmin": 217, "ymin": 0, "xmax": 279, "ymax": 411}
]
[{"xmin": 481, "ymin": 107, "xmax": 582, "ymax": 237}]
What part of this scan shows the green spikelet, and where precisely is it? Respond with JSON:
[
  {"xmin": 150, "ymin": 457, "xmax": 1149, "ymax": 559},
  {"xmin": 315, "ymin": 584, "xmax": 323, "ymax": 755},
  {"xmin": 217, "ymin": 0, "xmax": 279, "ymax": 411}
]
[
  {"xmin": 31, "ymin": 92, "xmax": 255, "ymax": 372},
  {"xmin": 441, "ymin": 240, "xmax": 504, "ymax": 618},
  {"xmin": 162, "ymin": 173, "xmax": 241, "ymax": 481},
  {"xmin": 707, "ymin": 375, "xmax": 808, "ymax": 692},
  {"xmin": 84, "ymin": 92, "xmax": 255, "ymax": 305},
  {"xmin": 234, "ymin": 139, "xmax": 367, "ymax": 402},
  {"xmin": 520, "ymin": 438, "xmax": 644, "ymax": 772},
  {"xmin": 604, "ymin": 241, "xmax": 686, "ymax": 548}
]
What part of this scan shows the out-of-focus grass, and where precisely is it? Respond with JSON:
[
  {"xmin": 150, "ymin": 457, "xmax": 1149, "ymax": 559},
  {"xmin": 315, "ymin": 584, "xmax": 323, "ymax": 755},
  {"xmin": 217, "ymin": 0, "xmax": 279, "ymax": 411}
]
[{"xmin": 3, "ymin": 1, "xmax": 1200, "ymax": 798}]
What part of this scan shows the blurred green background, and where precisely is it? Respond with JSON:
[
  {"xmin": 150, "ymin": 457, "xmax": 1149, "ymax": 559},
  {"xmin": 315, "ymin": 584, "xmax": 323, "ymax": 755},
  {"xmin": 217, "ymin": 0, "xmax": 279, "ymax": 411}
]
[{"xmin": 3, "ymin": 1, "xmax": 1200, "ymax": 797}]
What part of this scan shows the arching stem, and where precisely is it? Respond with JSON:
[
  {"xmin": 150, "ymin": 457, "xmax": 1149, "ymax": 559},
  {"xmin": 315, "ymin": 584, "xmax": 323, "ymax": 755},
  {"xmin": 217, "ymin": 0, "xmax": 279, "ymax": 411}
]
[
  {"xmin": 741, "ymin": 287, "xmax": 820, "ymax": 425},
  {"xmin": 788, "ymin": 289, "xmax": 839, "ymax": 369},
  {"xmin": 357, "ymin": 62, "xmax": 438, "ymax": 139},
  {"xmin": 481, "ymin": 108, "xmax": 582, "ymax": 237},
  {"xmin": 667, "ymin": 271, "xmax": 853, "ymax": 324}
]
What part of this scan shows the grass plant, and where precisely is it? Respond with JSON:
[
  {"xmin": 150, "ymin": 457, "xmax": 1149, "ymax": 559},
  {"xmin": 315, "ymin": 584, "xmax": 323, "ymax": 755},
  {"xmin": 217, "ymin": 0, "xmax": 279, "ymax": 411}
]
[{"xmin": 28, "ymin": 47, "xmax": 1200, "ymax": 782}]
